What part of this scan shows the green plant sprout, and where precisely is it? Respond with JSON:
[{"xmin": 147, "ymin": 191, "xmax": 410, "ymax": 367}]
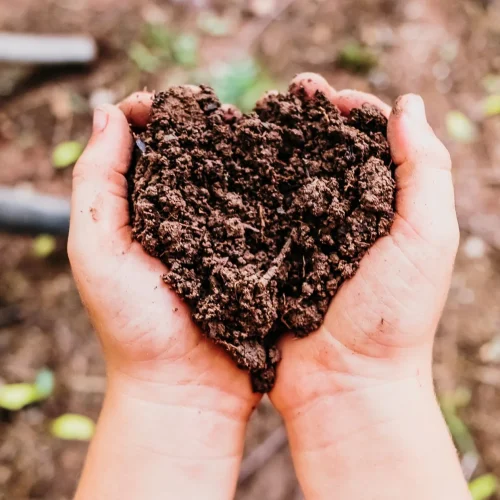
[
  {"xmin": 0, "ymin": 368, "xmax": 55, "ymax": 411},
  {"xmin": 129, "ymin": 23, "xmax": 199, "ymax": 72},
  {"xmin": 337, "ymin": 40, "xmax": 378, "ymax": 74},
  {"xmin": 197, "ymin": 58, "xmax": 283, "ymax": 113}
]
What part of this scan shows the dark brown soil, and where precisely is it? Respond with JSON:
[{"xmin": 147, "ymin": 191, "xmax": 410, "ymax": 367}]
[{"xmin": 130, "ymin": 85, "xmax": 395, "ymax": 392}]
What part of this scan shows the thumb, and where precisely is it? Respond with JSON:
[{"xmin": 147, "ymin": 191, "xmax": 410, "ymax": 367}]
[
  {"xmin": 388, "ymin": 94, "xmax": 459, "ymax": 255},
  {"xmin": 68, "ymin": 104, "xmax": 134, "ymax": 265}
]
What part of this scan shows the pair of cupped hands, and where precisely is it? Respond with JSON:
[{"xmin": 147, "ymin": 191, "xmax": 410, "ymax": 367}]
[{"xmin": 70, "ymin": 74, "xmax": 470, "ymax": 500}]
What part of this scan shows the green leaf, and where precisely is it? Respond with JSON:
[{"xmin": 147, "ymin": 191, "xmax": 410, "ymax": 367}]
[
  {"xmin": 171, "ymin": 34, "xmax": 199, "ymax": 68},
  {"xmin": 34, "ymin": 368, "xmax": 55, "ymax": 400},
  {"xmin": 445, "ymin": 412, "xmax": 476, "ymax": 454},
  {"xmin": 52, "ymin": 141, "xmax": 84, "ymax": 169},
  {"xmin": 0, "ymin": 383, "xmax": 38, "ymax": 411},
  {"xmin": 337, "ymin": 41, "xmax": 378, "ymax": 73},
  {"xmin": 32, "ymin": 235, "xmax": 56, "ymax": 258},
  {"xmin": 440, "ymin": 389, "xmax": 476, "ymax": 455},
  {"xmin": 208, "ymin": 59, "xmax": 260, "ymax": 105},
  {"xmin": 446, "ymin": 110, "xmax": 477, "ymax": 143},
  {"xmin": 239, "ymin": 77, "xmax": 279, "ymax": 113},
  {"xmin": 129, "ymin": 41, "xmax": 162, "ymax": 73},
  {"xmin": 197, "ymin": 12, "xmax": 232, "ymax": 36},
  {"xmin": 440, "ymin": 387, "xmax": 472, "ymax": 413},
  {"xmin": 483, "ymin": 95, "xmax": 500, "ymax": 117},
  {"xmin": 143, "ymin": 23, "xmax": 172, "ymax": 52},
  {"xmin": 51, "ymin": 414, "xmax": 96, "ymax": 441},
  {"xmin": 469, "ymin": 474, "xmax": 498, "ymax": 500}
]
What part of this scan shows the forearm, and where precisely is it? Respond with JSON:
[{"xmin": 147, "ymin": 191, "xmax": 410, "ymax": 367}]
[
  {"xmin": 285, "ymin": 375, "xmax": 471, "ymax": 500},
  {"xmin": 75, "ymin": 376, "xmax": 247, "ymax": 500}
]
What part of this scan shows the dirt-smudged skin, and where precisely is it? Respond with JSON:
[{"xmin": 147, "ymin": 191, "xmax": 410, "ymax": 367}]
[{"xmin": 129, "ymin": 85, "xmax": 395, "ymax": 392}]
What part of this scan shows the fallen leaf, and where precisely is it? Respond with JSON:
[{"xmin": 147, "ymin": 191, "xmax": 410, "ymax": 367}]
[
  {"xmin": 0, "ymin": 383, "xmax": 38, "ymax": 411},
  {"xmin": 469, "ymin": 474, "xmax": 498, "ymax": 500},
  {"xmin": 446, "ymin": 110, "xmax": 477, "ymax": 143},
  {"xmin": 33, "ymin": 235, "xmax": 56, "ymax": 258},
  {"xmin": 52, "ymin": 141, "xmax": 84, "ymax": 169},
  {"xmin": 51, "ymin": 414, "xmax": 96, "ymax": 441},
  {"xmin": 483, "ymin": 95, "xmax": 500, "ymax": 117}
]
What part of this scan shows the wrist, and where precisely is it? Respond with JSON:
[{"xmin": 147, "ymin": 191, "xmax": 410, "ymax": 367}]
[
  {"xmin": 283, "ymin": 375, "xmax": 469, "ymax": 500},
  {"xmin": 106, "ymin": 364, "xmax": 255, "ymax": 425},
  {"xmin": 285, "ymin": 373, "xmax": 436, "ymax": 453},
  {"xmin": 105, "ymin": 374, "xmax": 249, "ymax": 459},
  {"xmin": 75, "ymin": 371, "xmax": 249, "ymax": 500}
]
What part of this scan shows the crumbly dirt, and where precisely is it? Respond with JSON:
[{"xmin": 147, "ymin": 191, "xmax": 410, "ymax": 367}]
[{"xmin": 130, "ymin": 85, "xmax": 395, "ymax": 392}]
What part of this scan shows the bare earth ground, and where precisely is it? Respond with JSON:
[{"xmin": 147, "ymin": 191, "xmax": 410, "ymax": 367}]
[{"xmin": 1, "ymin": 0, "xmax": 500, "ymax": 498}]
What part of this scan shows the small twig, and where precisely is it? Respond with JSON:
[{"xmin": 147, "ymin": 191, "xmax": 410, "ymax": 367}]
[
  {"xmin": 258, "ymin": 204, "xmax": 266, "ymax": 230},
  {"xmin": 242, "ymin": 223, "xmax": 260, "ymax": 233},
  {"xmin": 238, "ymin": 426, "xmax": 288, "ymax": 483},
  {"xmin": 260, "ymin": 237, "xmax": 292, "ymax": 287}
]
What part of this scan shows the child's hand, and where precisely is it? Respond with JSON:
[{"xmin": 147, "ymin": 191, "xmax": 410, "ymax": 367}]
[
  {"xmin": 267, "ymin": 74, "xmax": 468, "ymax": 500},
  {"xmin": 68, "ymin": 90, "xmax": 259, "ymax": 500},
  {"xmin": 270, "ymin": 72, "xmax": 457, "ymax": 420}
]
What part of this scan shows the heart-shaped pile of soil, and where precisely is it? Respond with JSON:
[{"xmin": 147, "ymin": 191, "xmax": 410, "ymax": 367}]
[{"xmin": 129, "ymin": 85, "xmax": 395, "ymax": 392}]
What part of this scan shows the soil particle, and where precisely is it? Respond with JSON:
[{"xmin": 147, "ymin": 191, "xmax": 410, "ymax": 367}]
[{"xmin": 129, "ymin": 85, "xmax": 395, "ymax": 392}]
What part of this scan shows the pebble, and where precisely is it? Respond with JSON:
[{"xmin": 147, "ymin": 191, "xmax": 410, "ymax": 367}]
[
  {"xmin": 463, "ymin": 236, "xmax": 487, "ymax": 259},
  {"xmin": 479, "ymin": 336, "xmax": 500, "ymax": 363}
]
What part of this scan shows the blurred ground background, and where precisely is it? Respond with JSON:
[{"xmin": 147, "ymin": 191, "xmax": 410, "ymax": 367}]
[{"xmin": 1, "ymin": 0, "xmax": 500, "ymax": 498}]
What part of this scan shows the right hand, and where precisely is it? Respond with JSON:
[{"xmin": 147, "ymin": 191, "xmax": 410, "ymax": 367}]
[
  {"xmin": 270, "ymin": 72, "xmax": 459, "ymax": 419},
  {"xmin": 267, "ymin": 74, "xmax": 467, "ymax": 500}
]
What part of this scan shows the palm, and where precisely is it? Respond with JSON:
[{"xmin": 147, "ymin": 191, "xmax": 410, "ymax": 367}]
[
  {"xmin": 81, "ymin": 239, "xmax": 259, "ymax": 405},
  {"xmin": 270, "ymin": 212, "xmax": 454, "ymax": 408},
  {"xmin": 269, "ymin": 75, "xmax": 458, "ymax": 412}
]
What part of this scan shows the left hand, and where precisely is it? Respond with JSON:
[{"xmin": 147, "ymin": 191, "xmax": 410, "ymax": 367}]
[{"xmin": 69, "ymin": 90, "xmax": 260, "ymax": 500}]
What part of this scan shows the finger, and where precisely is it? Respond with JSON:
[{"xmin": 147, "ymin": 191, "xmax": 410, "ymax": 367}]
[
  {"xmin": 119, "ymin": 91, "xmax": 153, "ymax": 128},
  {"xmin": 332, "ymin": 89, "xmax": 392, "ymax": 118},
  {"xmin": 388, "ymin": 94, "xmax": 459, "ymax": 252},
  {"xmin": 289, "ymin": 73, "xmax": 391, "ymax": 118},
  {"xmin": 69, "ymin": 104, "xmax": 134, "ymax": 262},
  {"xmin": 255, "ymin": 89, "xmax": 279, "ymax": 108},
  {"xmin": 289, "ymin": 72, "xmax": 336, "ymax": 100},
  {"xmin": 220, "ymin": 103, "xmax": 242, "ymax": 121}
]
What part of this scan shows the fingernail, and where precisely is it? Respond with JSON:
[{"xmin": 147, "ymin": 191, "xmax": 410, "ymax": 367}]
[{"xmin": 93, "ymin": 107, "xmax": 109, "ymax": 133}]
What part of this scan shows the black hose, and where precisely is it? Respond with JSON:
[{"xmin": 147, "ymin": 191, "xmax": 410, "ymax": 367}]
[{"xmin": 0, "ymin": 187, "xmax": 70, "ymax": 236}]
